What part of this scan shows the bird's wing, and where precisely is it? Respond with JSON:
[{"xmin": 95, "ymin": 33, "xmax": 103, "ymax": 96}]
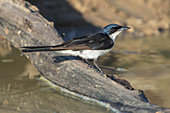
[
  {"xmin": 21, "ymin": 33, "xmax": 114, "ymax": 52},
  {"xmin": 61, "ymin": 33, "xmax": 114, "ymax": 50},
  {"xmin": 86, "ymin": 33, "xmax": 114, "ymax": 50}
]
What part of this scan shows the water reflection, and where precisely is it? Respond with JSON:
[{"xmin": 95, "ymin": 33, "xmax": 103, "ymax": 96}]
[{"xmin": 0, "ymin": 38, "xmax": 110, "ymax": 113}]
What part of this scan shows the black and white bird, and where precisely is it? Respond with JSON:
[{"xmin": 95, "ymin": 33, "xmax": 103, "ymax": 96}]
[{"xmin": 22, "ymin": 24, "xmax": 130, "ymax": 73}]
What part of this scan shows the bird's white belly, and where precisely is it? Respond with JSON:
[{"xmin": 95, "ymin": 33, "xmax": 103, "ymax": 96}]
[{"xmin": 59, "ymin": 49, "xmax": 112, "ymax": 59}]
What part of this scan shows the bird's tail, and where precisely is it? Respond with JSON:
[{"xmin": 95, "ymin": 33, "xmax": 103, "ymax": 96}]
[{"xmin": 21, "ymin": 45, "xmax": 66, "ymax": 52}]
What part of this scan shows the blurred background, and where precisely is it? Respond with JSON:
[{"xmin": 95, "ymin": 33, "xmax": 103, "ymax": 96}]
[{"xmin": 0, "ymin": 0, "xmax": 169, "ymax": 112}]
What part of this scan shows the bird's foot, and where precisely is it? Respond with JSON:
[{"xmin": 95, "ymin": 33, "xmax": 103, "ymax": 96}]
[
  {"xmin": 91, "ymin": 67, "xmax": 107, "ymax": 77},
  {"xmin": 86, "ymin": 65, "xmax": 107, "ymax": 77},
  {"xmin": 87, "ymin": 64, "xmax": 96, "ymax": 70},
  {"xmin": 83, "ymin": 59, "xmax": 107, "ymax": 77},
  {"xmin": 97, "ymin": 70, "xmax": 107, "ymax": 78}
]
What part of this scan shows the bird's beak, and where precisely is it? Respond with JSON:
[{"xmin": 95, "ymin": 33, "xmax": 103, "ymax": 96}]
[{"xmin": 118, "ymin": 27, "xmax": 130, "ymax": 31}]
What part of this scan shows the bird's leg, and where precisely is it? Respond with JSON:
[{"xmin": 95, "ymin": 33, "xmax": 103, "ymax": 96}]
[
  {"xmin": 81, "ymin": 58, "xmax": 93, "ymax": 68},
  {"xmin": 84, "ymin": 59, "xmax": 95, "ymax": 69},
  {"xmin": 83, "ymin": 58, "xmax": 106, "ymax": 76},
  {"xmin": 93, "ymin": 58, "xmax": 106, "ymax": 76},
  {"xmin": 84, "ymin": 59, "xmax": 90, "ymax": 65}
]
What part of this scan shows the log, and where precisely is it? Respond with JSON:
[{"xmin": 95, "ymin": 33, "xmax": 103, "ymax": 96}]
[{"xmin": 0, "ymin": 0, "xmax": 169, "ymax": 112}]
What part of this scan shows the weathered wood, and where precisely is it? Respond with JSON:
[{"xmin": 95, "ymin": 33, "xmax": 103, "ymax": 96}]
[{"xmin": 0, "ymin": 0, "xmax": 169, "ymax": 112}]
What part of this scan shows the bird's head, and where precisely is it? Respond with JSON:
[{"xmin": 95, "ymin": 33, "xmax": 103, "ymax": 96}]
[{"xmin": 103, "ymin": 24, "xmax": 130, "ymax": 41}]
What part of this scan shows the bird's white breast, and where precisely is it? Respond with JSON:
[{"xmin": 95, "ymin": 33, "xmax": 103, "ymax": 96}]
[{"xmin": 59, "ymin": 49, "xmax": 112, "ymax": 59}]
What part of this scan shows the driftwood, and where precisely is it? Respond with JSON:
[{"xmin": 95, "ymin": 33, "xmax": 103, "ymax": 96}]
[{"xmin": 0, "ymin": 0, "xmax": 169, "ymax": 112}]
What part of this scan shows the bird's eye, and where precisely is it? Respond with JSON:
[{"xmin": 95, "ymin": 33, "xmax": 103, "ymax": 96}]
[
  {"xmin": 110, "ymin": 28, "xmax": 117, "ymax": 32},
  {"xmin": 109, "ymin": 26, "xmax": 122, "ymax": 35}
]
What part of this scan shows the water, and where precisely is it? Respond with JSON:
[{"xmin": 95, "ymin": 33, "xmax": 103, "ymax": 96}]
[{"xmin": 0, "ymin": 32, "xmax": 169, "ymax": 112}]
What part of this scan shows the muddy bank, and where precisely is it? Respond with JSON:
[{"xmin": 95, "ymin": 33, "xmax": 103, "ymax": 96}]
[{"xmin": 29, "ymin": 0, "xmax": 169, "ymax": 37}]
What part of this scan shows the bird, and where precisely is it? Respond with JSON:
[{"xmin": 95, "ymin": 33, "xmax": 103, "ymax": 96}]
[{"xmin": 22, "ymin": 24, "xmax": 130, "ymax": 74}]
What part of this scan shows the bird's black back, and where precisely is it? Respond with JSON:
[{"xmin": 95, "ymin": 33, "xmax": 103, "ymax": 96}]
[{"xmin": 62, "ymin": 33, "xmax": 114, "ymax": 50}]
